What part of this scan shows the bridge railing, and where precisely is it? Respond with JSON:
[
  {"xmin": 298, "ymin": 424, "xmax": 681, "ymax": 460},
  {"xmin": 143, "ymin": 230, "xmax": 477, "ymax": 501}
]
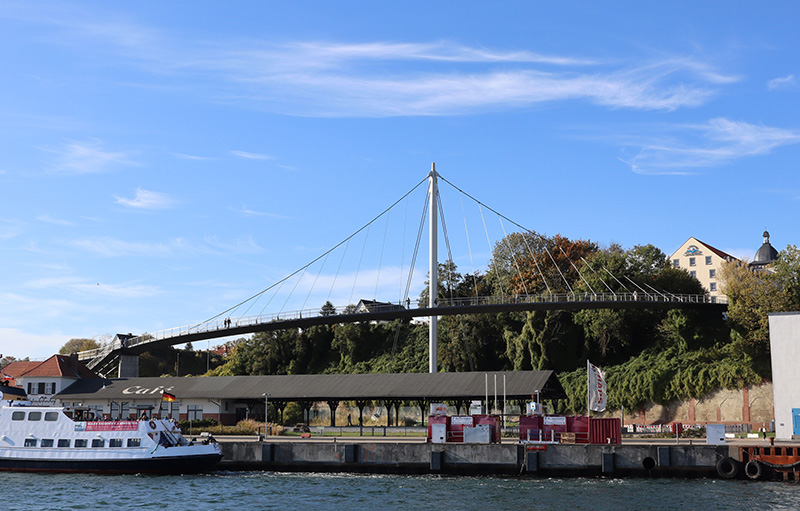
[{"xmin": 115, "ymin": 291, "xmax": 724, "ymax": 350}]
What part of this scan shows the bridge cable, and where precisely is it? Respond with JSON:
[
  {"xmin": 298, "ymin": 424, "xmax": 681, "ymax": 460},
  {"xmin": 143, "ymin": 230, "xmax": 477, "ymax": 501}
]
[
  {"xmin": 580, "ymin": 257, "xmax": 616, "ymax": 297},
  {"xmin": 374, "ymin": 209, "xmax": 390, "ymax": 301},
  {"xmin": 543, "ymin": 244, "xmax": 573, "ymax": 293},
  {"xmin": 499, "ymin": 218, "xmax": 530, "ymax": 296},
  {"xmin": 602, "ymin": 267, "xmax": 632, "ymax": 293},
  {"xmin": 195, "ymin": 176, "xmax": 428, "ymax": 327},
  {"xmin": 520, "ymin": 232, "xmax": 552, "ymax": 294},
  {"xmin": 328, "ymin": 239, "xmax": 350, "ymax": 305},
  {"xmin": 301, "ymin": 252, "xmax": 330, "ymax": 311},
  {"xmin": 559, "ymin": 245, "xmax": 596, "ymax": 295},
  {"xmin": 348, "ymin": 224, "xmax": 371, "ymax": 306},
  {"xmin": 479, "ymin": 204, "xmax": 504, "ymax": 297},
  {"xmin": 437, "ymin": 189, "xmax": 456, "ymax": 304},
  {"xmin": 392, "ymin": 189, "xmax": 430, "ymax": 369},
  {"xmin": 460, "ymin": 195, "xmax": 480, "ymax": 297}
]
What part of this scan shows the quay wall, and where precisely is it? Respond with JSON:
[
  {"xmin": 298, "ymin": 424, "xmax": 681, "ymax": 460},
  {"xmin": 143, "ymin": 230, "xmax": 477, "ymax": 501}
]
[{"xmin": 219, "ymin": 441, "xmax": 730, "ymax": 477}]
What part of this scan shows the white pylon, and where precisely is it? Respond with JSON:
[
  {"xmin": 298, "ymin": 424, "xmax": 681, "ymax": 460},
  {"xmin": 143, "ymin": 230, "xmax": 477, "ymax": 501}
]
[{"xmin": 428, "ymin": 163, "xmax": 438, "ymax": 373}]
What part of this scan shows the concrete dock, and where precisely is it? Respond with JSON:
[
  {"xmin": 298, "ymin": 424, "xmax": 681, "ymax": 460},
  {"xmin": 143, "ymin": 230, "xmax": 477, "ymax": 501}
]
[{"xmin": 217, "ymin": 438, "xmax": 733, "ymax": 477}]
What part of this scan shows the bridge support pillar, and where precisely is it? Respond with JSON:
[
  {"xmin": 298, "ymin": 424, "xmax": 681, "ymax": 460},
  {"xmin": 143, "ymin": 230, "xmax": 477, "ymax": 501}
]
[{"xmin": 118, "ymin": 354, "xmax": 140, "ymax": 378}]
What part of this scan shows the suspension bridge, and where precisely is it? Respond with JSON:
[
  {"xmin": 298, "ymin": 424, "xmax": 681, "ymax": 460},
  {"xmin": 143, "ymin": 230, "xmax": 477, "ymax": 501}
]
[{"xmin": 79, "ymin": 165, "xmax": 725, "ymax": 375}]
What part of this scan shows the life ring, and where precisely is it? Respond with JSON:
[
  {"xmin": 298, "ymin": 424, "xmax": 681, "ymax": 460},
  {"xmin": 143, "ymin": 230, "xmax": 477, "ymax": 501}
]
[
  {"xmin": 149, "ymin": 420, "xmax": 157, "ymax": 430},
  {"xmin": 745, "ymin": 459, "xmax": 762, "ymax": 480},
  {"xmin": 716, "ymin": 457, "xmax": 740, "ymax": 479}
]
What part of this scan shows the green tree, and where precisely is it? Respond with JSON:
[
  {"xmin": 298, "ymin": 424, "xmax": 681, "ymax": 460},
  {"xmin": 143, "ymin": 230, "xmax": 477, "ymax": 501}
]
[{"xmin": 59, "ymin": 338, "xmax": 100, "ymax": 355}]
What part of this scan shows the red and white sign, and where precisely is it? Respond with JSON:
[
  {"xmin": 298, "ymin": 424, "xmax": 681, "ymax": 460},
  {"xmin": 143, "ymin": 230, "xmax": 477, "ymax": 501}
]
[
  {"xmin": 82, "ymin": 421, "xmax": 139, "ymax": 432},
  {"xmin": 587, "ymin": 360, "xmax": 607, "ymax": 412}
]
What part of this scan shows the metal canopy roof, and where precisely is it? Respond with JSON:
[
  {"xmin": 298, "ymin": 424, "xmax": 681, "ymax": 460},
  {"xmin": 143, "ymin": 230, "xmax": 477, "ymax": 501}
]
[{"xmin": 57, "ymin": 371, "xmax": 566, "ymax": 402}]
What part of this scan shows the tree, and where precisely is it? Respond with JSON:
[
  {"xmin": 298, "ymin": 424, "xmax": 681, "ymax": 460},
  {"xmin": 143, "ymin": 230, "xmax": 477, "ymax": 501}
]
[
  {"xmin": 59, "ymin": 338, "xmax": 100, "ymax": 355},
  {"xmin": 320, "ymin": 301, "xmax": 337, "ymax": 316}
]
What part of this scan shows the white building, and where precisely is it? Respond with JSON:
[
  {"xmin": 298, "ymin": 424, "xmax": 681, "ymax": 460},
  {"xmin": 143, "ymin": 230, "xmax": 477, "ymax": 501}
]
[
  {"xmin": 768, "ymin": 312, "xmax": 800, "ymax": 440},
  {"xmin": 669, "ymin": 237, "xmax": 737, "ymax": 299}
]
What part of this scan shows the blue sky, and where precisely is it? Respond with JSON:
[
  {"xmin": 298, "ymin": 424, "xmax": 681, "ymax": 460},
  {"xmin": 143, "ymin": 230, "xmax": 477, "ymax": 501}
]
[{"xmin": 2, "ymin": 2, "xmax": 799, "ymax": 360}]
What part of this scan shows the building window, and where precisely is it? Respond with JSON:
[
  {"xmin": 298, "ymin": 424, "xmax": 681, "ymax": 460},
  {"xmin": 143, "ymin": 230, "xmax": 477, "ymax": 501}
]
[
  {"xmin": 689, "ymin": 257, "xmax": 696, "ymax": 267},
  {"xmin": 709, "ymin": 269, "xmax": 716, "ymax": 278},
  {"xmin": 24, "ymin": 438, "xmax": 37, "ymax": 447},
  {"xmin": 673, "ymin": 259, "xmax": 680, "ymax": 268},
  {"xmin": 41, "ymin": 439, "xmax": 54, "ymax": 448},
  {"xmin": 57, "ymin": 439, "xmax": 70, "ymax": 448},
  {"xmin": 187, "ymin": 405, "xmax": 203, "ymax": 421},
  {"xmin": 705, "ymin": 256, "xmax": 712, "ymax": 265},
  {"xmin": 46, "ymin": 382, "xmax": 56, "ymax": 394},
  {"xmin": 710, "ymin": 283, "xmax": 717, "ymax": 292},
  {"xmin": 27, "ymin": 382, "xmax": 36, "ymax": 395},
  {"xmin": 38, "ymin": 382, "xmax": 45, "ymax": 394},
  {"xmin": 690, "ymin": 271, "xmax": 697, "ymax": 278}
]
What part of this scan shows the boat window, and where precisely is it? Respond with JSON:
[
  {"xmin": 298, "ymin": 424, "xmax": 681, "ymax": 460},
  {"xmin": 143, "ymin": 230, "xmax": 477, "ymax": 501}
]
[
  {"xmin": 57, "ymin": 439, "xmax": 70, "ymax": 448},
  {"xmin": 109, "ymin": 439, "xmax": 123, "ymax": 447},
  {"xmin": 74, "ymin": 439, "xmax": 87, "ymax": 448},
  {"xmin": 127, "ymin": 438, "xmax": 141, "ymax": 447},
  {"xmin": 44, "ymin": 412, "xmax": 59, "ymax": 422},
  {"xmin": 28, "ymin": 411, "xmax": 42, "ymax": 421},
  {"xmin": 11, "ymin": 411, "xmax": 25, "ymax": 421},
  {"xmin": 41, "ymin": 439, "xmax": 54, "ymax": 447},
  {"xmin": 24, "ymin": 438, "xmax": 37, "ymax": 447},
  {"xmin": 91, "ymin": 439, "xmax": 105, "ymax": 448}
]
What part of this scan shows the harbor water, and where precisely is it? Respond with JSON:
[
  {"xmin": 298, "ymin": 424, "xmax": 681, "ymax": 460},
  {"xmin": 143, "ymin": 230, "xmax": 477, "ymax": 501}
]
[{"xmin": 3, "ymin": 471, "xmax": 800, "ymax": 511}]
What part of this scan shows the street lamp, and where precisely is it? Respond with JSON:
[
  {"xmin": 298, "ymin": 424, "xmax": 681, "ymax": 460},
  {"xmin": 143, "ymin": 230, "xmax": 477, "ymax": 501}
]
[{"xmin": 262, "ymin": 393, "xmax": 271, "ymax": 436}]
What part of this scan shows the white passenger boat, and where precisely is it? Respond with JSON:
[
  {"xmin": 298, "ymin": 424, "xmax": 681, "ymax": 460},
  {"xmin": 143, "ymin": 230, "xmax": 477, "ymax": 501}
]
[{"xmin": 0, "ymin": 403, "xmax": 222, "ymax": 473}]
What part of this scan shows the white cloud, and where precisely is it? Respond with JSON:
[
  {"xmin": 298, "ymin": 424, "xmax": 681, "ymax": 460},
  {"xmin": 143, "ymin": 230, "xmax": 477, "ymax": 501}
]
[
  {"xmin": 0, "ymin": 327, "xmax": 68, "ymax": 360},
  {"xmin": 231, "ymin": 150, "xmax": 273, "ymax": 160},
  {"xmin": 768, "ymin": 74, "xmax": 796, "ymax": 91},
  {"xmin": 46, "ymin": 139, "xmax": 133, "ymax": 174},
  {"xmin": 621, "ymin": 118, "xmax": 800, "ymax": 175},
  {"xmin": 0, "ymin": 5, "xmax": 737, "ymax": 117},
  {"xmin": 114, "ymin": 188, "xmax": 176, "ymax": 209},
  {"xmin": 36, "ymin": 214, "xmax": 74, "ymax": 226},
  {"xmin": 230, "ymin": 205, "xmax": 289, "ymax": 219}
]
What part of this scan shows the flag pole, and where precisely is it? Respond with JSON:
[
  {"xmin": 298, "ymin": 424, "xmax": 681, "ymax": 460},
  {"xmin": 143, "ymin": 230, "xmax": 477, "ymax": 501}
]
[{"xmin": 586, "ymin": 360, "xmax": 590, "ymax": 417}]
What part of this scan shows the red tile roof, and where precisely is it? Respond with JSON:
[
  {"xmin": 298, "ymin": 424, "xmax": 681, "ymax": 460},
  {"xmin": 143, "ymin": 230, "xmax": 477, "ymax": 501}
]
[{"xmin": 2, "ymin": 354, "xmax": 98, "ymax": 382}]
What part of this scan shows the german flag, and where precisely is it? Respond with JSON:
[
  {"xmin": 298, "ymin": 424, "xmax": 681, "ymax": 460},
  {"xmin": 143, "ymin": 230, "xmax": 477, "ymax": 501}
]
[{"xmin": 162, "ymin": 391, "xmax": 176, "ymax": 402}]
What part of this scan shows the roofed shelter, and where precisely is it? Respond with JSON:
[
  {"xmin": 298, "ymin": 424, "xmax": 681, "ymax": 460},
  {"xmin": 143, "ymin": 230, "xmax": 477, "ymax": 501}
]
[{"xmin": 56, "ymin": 371, "xmax": 565, "ymax": 427}]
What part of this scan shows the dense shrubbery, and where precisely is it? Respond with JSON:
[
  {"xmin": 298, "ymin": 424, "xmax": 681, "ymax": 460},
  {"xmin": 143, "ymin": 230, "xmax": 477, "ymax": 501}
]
[{"xmin": 196, "ymin": 236, "xmax": 800, "ymax": 411}]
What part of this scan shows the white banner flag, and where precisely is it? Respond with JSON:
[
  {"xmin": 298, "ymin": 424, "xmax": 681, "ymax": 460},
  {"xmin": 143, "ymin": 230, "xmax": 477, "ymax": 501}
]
[{"xmin": 587, "ymin": 360, "xmax": 607, "ymax": 412}]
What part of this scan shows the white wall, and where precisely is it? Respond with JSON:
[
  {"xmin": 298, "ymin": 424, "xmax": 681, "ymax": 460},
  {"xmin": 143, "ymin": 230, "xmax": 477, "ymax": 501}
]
[{"xmin": 769, "ymin": 312, "xmax": 800, "ymax": 440}]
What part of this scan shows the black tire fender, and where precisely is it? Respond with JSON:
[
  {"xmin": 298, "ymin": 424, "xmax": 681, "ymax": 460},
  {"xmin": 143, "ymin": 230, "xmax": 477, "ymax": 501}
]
[
  {"xmin": 716, "ymin": 457, "xmax": 741, "ymax": 479},
  {"xmin": 745, "ymin": 459, "xmax": 762, "ymax": 480}
]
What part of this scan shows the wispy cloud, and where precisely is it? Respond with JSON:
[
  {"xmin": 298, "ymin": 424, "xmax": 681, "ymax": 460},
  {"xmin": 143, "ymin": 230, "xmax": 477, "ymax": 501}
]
[
  {"xmin": 0, "ymin": 4, "xmax": 737, "ymax": 117},
  {"xmin": 230, "ymin": 205, "xmax": 289, "ymax": 219},
  {"xmin": 231, "ymin": 150, "xmax": 273, "ymax": 160},
  {"xmin": 46, "ymin": 139, "xmax": 134, "ymax": 174},
  {"xmin": 114, "ymin": 188, "xmax": 177, "ymax": 210},
  {"xmin": 69, "ymin": 237, "xmax": 174, "ymax": 257},
  {"xmin": 768, "ymin": 74, "xmax": 796, "ymax": 91},
  {"xmin": 621, "ymin": 118, "xmax": 800, "ymax": 175},
  {"xmin": 173, "ymin": 153, "xmax": 214, "ymax": 160},
  {"xmin": 36, "ymin": 214, "xmax": 74, "ymax": 226}
]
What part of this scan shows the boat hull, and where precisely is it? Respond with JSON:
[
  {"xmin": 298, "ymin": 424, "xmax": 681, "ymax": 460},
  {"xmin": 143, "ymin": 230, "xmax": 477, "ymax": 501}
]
[{"xmin": 0, "ymin": 452, "xmax": 223, "ymax": 474}]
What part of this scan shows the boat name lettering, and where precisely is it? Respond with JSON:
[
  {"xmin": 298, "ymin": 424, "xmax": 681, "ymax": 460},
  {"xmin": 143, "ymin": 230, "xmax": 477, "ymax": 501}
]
[
  {"xmin": 85, "ymin": 422, "xmax": 139, "ymax": 432},
  {"xmin": 122, "ymin": 385, "xmax": 175, "ymax": 395}
]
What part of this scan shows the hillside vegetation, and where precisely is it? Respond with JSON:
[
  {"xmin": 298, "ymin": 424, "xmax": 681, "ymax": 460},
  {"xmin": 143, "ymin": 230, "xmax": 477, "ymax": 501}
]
[{"xmin": 204, "ymin": 233, "xmax": 800, "ymax": 414}]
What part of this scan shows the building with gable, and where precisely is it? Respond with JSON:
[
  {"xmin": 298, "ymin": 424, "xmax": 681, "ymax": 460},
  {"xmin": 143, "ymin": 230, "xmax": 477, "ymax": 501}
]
[
  {"xmin": 669, "ymin": 237, "xmax": 738, "ymax": 299},
  {"xmin": 0, "ymin": 354, "xmax": 98, "ymax": 404}
]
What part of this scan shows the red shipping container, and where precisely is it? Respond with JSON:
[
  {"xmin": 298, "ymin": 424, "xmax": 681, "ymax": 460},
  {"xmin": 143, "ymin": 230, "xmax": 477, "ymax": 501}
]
[
  {"xmin": 567, "ymin": 415, "xmax": 590, "ymax": 444},
  {"xmin": 519, "ymin": 415, "xmax": 542, "ymax": 441},
  {"xmin": 428, "ymin": 415, "xmax": 450, "ymax": 441},
  {"xmin": 589, "ymin": 417, "xmax": 621, "ymax": 444}
]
